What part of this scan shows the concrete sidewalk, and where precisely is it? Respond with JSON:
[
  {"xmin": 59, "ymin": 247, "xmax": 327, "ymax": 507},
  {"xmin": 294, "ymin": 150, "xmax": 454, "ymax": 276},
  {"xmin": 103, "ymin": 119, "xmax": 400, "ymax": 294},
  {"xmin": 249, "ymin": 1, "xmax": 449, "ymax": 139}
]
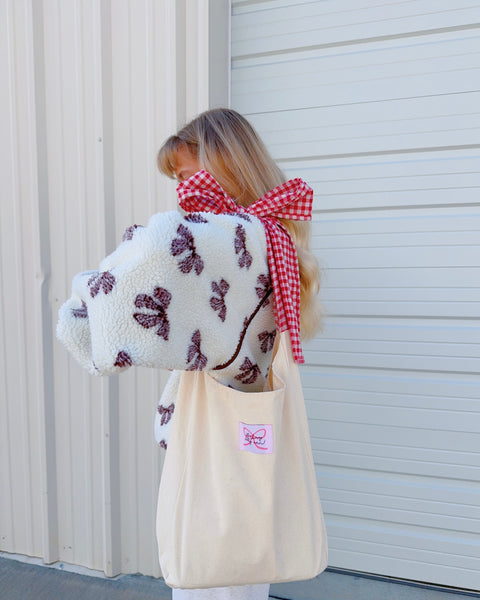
[{"xmin": 1, "ymin": 556, "xmax": 478, "ymax": 600}]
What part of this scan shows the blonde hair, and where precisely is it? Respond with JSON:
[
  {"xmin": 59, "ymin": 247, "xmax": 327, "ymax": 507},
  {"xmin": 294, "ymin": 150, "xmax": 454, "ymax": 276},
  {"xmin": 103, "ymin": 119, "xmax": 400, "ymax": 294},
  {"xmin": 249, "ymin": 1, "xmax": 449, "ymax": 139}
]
[{"xmin": 157, "ymin": 108, "xmax": 322, "ymax": 340}]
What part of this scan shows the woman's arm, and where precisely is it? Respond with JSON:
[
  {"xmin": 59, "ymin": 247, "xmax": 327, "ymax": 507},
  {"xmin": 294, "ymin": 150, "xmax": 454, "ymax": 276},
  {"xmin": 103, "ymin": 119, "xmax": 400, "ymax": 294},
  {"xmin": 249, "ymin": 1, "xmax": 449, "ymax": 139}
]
[{"xmin": 57, "ymin": 210, "xmax": 271, "ymax": 376}]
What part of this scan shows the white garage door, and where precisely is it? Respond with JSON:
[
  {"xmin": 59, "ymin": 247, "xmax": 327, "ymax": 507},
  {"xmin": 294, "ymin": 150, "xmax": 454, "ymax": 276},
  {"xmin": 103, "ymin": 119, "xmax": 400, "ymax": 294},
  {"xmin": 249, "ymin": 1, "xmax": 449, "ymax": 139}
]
[{"xmin": 231, "ymin": 0, "xmax": 480, "ymax": 590}]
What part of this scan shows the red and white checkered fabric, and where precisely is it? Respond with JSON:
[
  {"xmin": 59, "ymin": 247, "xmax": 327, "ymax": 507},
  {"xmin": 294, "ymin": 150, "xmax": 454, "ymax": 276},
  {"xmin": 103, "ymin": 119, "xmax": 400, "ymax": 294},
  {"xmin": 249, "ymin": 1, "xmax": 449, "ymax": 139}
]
[{"xmin": 177, "ymin": 170, "xmax": 314, "ymax": 364}]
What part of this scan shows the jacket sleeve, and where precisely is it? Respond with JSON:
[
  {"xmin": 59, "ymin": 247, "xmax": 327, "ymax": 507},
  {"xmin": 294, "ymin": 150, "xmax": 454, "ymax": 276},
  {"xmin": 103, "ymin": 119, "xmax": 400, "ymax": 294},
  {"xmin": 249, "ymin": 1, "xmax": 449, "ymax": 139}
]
[{"xmin": 56, "ymin": 210, "xmax": 271, "ymax": 376}]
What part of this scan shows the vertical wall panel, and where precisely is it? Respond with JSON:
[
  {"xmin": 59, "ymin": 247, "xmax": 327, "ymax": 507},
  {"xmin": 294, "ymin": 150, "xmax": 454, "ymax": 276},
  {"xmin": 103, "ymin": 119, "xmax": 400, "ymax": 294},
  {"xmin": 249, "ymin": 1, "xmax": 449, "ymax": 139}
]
[
  {"xmin": 0, "ymin": 0, "xmax": 44, "ymax": 559},
  {"xmin": 42, "ymin": 0, "xmax": 107, "ymax": 571},
  {"xmin": 1, "ymin": 0, "xmax": 21, "ymax": 556},
  {"xmin": 1, "ymin": 0, "xmax": 230, "ymax": 578}
]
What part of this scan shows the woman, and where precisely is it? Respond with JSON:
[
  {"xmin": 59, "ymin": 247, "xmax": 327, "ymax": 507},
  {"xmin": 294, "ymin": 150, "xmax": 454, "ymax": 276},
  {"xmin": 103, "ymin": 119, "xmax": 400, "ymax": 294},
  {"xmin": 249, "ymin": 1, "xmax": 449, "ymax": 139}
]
[{"xmin": 57, "ymin": 108, "xmax": 323, "ymax": 600}]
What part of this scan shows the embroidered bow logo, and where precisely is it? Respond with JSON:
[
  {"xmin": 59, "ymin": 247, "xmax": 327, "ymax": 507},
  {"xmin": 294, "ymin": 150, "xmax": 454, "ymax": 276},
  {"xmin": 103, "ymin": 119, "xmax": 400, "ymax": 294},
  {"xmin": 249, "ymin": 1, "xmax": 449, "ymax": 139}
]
[
  {"xmin": 244, "ymin": 427, "xmax": 267, "ymax": 450},
  {"xmin": 239, "ymin": 422, "xmax": 273, "ymax": 454}
]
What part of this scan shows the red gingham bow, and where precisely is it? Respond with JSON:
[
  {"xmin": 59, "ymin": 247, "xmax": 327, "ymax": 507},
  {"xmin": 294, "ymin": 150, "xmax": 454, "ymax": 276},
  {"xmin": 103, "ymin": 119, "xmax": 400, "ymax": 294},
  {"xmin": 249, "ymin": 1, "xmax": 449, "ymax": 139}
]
[{"xmin": 177, "ymin": 170, "xmax": 313, "ymax": 364}]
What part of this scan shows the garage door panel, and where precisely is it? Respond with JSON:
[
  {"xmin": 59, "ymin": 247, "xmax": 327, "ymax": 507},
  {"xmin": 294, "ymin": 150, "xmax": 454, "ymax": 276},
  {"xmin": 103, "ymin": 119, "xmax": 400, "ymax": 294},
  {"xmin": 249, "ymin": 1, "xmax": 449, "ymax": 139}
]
[
  {"xmin": 307, "ymin": 349, "xmax": 478, "ymax": 373},
  {"xmin": 259, "ymin": 118, "xmax": 480, "ymax": 161},
  {"xmin": 314, "ymin": 171, "xmax": 480, "ymax": 199},
  {"xmin": 323, "ymin": 266, "xmax": 479, "ymax": 290},
  {"xmin": 309, "ymin": 418, "xmax": 478, "ymax": 453},
  {"xmin": 234, "ymin": 44, "xmax": 480, "ymax": 100},
  {"xmin": 232, "ymin": 1, "xmax": 480, "ymax": 56},
  {"xmin": 319, "ymin": 244, "xmax": 479, "ymax": 268},
  {"xmin": 321, "ymin": 485, "xmax": 479, "ymax": 522},
  {"xmin": 308, "ymin": 319, "xmax": 480, "ymax": 367},
  {"xmin": 319, "ymin": 300, "xmax": 478, "ymax": 318},
  {"xmin": 301, "ymin": 366, "xmax": 479, "ymax": 399},
  {"xmin": 315, "ymin": 214, "xmax": 480, "ymax": 237},
  {"xmin": 321, "ymin": 496, "xmax": 480, "ymax": 533},
  {"xmin": 312, "ymin": 317, "xmax": 480, "ymax": 344},
  {"xmin": 321, "ymin": 287, "xmax": 479, "ymax": 304},
  {"xmin": 315, "ymin": 187, "xmax": 478, "ymax": 210},
  {"xmin": 234, "ymin": 32, "xmax": 480, "ymax": 81},
  {"xmin": 308, "ymin": 399, "xmax": 479, "ymax": 432},
  {"xmin": 232, "ymin": 34, "xmax": 480, "ymax": 114},
  {"xmin": 332, "ymin": 549, "xmax": 479, "ymax": 591},
  {"xmin": 310, "ymin": 336, "xmax": 479, "ymax": 361},
  {"xmin": 312, "ymin": 444, "xmax": 480, "ymax": 481},
  {"xmin": 234, "ymin": 39, "xmax": 480, "ymax": 91},
  {"xmin": 293, "ymin": 155, "xmax": 480, "ymax": 211},
  {"xmin": 247, "ymin": 90, "xmax": 479, "ymax": 132},
  {"xmin": 233, "ymin": 66, "xmax": 478, "ymax": 115},
  {"xmin": 256, "ymin": 117, "xmax": 480, "ymax": 163},
  {"xmin": 318, "ymin": 466, "xmax": 480, "ymax": 501},
  {"xmin": 315, "ymin": 450, "xmax": 479, "ymax": 481},
  {"xmin": 318, "ymin": 468, "xmax": 480, "ymax": 586},
  {"xmin": 328, "ymin": 519, "xmax": 480, "ymax": 561},
  {"xmin": 246, "ymin": 85, "xmax": 480, "ymax": 161},
  {"xmin": 317, "ymin": 218, "xmax": 480, "ymax": 235},
  {"xmin": 317, "ymin": 253, "xmax": 480, "ymax": 315},
  {"xmin": 315, "ymin": 229, "xmax": 480, "ymax": 249},
  {"xmin": 316, "ymin": 440, "xmax": 480, "ymax": 476},
  {"xmin": 303, "ymin": 382, "xmax": 478, "ymax": 414},
  {"xmin": 328, "ymin": 524, "xmax": 480, "ymax": 577},
  {"xmin": 286, "ymin": 152, "xmax": 480, "ymax": 198}
]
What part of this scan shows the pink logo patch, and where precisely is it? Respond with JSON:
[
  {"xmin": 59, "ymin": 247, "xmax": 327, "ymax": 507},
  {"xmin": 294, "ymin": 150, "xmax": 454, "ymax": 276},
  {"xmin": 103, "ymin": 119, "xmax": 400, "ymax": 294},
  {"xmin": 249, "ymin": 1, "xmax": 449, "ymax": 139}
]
[{"xmin": 239, "ymin": 422, "xmax": 273, "ymax": 454}]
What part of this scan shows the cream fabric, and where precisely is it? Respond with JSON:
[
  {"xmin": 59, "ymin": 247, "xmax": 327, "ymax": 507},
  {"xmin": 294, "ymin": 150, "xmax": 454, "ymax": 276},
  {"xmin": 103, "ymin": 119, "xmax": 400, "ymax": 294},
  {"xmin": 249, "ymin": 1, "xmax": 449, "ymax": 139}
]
[
  {"xmin": 56, "ymin": 210, "xmax": 274, "ymax": 378},
  {"xmin": 156, "ymin": 331, "xmax": 328, "ymax": 589}
]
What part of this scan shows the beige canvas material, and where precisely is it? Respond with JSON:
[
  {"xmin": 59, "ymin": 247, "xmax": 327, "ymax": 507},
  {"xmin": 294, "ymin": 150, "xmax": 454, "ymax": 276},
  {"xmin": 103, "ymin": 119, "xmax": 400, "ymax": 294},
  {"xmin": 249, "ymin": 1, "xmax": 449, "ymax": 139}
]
[{"xmin": 156, "ymin": 331, "xmax": 328, "ymax": 589}]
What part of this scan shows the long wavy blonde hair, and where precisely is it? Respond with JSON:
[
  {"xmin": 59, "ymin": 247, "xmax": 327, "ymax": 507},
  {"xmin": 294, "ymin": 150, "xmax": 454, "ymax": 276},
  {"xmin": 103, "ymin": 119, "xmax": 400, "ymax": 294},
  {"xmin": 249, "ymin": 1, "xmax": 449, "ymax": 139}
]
[{"xmin": 157, "ymin": 108, "xmax": 321, "ymax": 340}]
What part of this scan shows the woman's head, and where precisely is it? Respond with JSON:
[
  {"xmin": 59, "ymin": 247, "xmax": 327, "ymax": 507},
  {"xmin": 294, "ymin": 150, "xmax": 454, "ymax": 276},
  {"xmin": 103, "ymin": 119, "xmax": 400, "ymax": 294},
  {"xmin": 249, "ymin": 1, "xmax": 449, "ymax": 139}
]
[
  {"xmin": 157, "ymin": 108, "xmax": 285, "ymax": 207},
  {"xmin": 157, "ymin": 108, "xmax": 322, "ymax": 339}
]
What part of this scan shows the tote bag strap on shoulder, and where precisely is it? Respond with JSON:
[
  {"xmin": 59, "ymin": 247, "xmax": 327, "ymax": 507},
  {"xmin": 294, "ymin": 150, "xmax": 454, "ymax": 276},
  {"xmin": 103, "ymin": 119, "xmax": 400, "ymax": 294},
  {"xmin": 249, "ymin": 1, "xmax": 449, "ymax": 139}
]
[{"xmin": 213, "ymin": 286, "xmax": 273, "ymax": 371}]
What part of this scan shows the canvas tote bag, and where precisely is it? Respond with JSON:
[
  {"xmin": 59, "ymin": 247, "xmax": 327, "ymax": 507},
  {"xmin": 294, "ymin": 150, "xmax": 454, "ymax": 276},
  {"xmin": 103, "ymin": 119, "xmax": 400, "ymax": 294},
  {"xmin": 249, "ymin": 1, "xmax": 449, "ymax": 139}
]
[{"xmin": 156, "ymin": 331, "xmax": 328, "ymax": 589}]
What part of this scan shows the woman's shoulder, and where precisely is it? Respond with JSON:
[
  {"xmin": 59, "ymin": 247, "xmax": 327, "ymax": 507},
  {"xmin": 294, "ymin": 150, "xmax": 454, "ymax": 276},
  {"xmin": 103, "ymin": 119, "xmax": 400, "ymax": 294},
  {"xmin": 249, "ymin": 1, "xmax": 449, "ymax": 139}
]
[
  {"xmin": 142, "ymin": 210, "xmax": 267, "ymax": 255},
  {"xmin": 147, "ymin": 209, "xmax": 264, "ymax": 231}
]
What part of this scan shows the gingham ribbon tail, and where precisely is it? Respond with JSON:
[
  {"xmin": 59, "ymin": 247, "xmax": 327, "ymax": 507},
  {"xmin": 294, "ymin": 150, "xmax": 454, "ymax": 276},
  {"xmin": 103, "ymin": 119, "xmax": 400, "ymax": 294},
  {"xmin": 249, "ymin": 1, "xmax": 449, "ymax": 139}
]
[{"xmin": 177, "ymin": 170, "xmax": 313, "ymax": 363}]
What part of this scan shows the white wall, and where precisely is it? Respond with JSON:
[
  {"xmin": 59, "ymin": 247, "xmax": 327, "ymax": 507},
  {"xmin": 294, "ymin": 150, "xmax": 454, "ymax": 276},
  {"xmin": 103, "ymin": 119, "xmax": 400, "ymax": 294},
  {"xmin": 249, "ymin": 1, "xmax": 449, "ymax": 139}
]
[{"xmin": 0, "ymin": 0, "xmax": 229, "ymax": 577}]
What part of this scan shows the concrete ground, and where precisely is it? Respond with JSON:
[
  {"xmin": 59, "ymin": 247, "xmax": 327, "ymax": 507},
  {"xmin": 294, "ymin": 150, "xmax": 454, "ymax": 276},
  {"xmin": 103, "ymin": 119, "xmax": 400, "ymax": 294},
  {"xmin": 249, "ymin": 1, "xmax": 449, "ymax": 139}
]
[{"xmin": 0, "ymin": 556, "xmax": 478, "ymax": 600}]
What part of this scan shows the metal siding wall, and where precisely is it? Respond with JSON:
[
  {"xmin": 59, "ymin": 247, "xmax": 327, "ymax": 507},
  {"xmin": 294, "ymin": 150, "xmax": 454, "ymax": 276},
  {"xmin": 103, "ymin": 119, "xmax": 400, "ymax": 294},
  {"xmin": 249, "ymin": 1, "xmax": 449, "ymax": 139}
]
[
  {"xmin": 0, "ymin": 0, "xmax": 45, "ymax": 560},
  {"xmin": 1, "ymin": 0, "xmax": 229, "ymax": 577},
  {"xmin": 231, "ymin": 0, "xmax": 480, "ymax": 591}
]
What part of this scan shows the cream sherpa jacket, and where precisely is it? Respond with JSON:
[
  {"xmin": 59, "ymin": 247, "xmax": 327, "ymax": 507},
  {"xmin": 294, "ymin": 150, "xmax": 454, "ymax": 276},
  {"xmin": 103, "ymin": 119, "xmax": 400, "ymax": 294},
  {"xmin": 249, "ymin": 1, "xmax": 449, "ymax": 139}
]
[{"xmin": 57, "ymin": 210, "xmax": 276, "ymax": 447}]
